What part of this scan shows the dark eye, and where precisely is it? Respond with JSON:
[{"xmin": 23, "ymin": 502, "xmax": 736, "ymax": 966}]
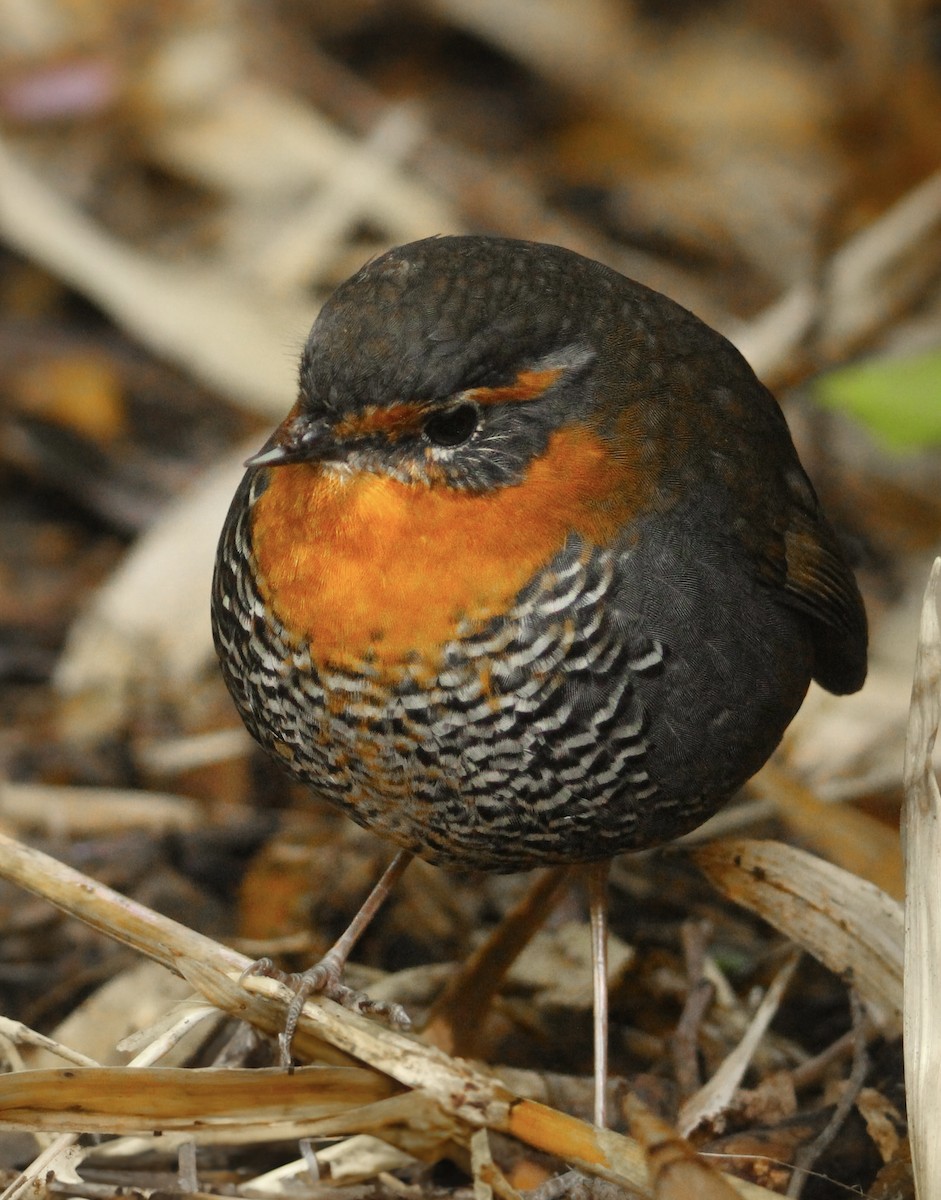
[{"xmin": 422, "ymin": 403, "xmax": 479, "ymax": 447}]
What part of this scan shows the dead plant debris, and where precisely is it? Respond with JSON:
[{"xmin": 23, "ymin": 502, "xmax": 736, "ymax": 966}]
[{"xmin": 2, "ymin": 2, "xmax": 940, "ymax": 1197}]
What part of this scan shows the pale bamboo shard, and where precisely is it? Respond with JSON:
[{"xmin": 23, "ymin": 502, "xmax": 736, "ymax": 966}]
[{"xmin": 903, "ymin": 556, "xmax": 941, "ymax": 1200}]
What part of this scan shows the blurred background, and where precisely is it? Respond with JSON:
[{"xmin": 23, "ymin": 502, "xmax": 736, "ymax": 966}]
[{"xmin": 1, "ymin": 1, "xmax": 940, "ymax": 1194}]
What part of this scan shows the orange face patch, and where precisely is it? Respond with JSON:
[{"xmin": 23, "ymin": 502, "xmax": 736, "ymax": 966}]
[{"xmin": 250, "ymin": 421, "xmax": 658, "ymax": 674}]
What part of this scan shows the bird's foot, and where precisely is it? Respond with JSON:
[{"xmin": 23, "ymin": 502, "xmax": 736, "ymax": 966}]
[
  {"xmin": 243, "ymin": 954, "xmax": 412, "ymax": 1066},
  {"xmin": 523, "ymin": 1172, "xmax": 623, "ymax": 1200}
]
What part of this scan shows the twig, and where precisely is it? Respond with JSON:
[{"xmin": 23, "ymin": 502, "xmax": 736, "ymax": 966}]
[
  {"xmin": 902, "ymin": 556, "xmax": 941, "ymax": 1200},
  {"xmin": 423, "ymin": 867, "xmax": 571, "ymax": 1055},
  {"xmin": 0, "ymin": 830, "xmax": 787, "ymax": 1198},
  {"xmin": 678, "ymin": 949, "xmax": 800, "ymax": 1136},
  {"xmin": 671, "ymin": 921, "xmax": 715, "ymax": 1099},
  {"xmin": 786, "ymin": 992, "xmax": 869, "ymax": 1199}
]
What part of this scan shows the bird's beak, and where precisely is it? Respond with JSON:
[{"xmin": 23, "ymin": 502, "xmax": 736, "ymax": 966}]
[{"xmin": 244, "ymin": 410, "xmax": 334, "ymax": 469}]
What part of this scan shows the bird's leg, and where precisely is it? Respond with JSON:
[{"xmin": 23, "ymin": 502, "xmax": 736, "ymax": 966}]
[
  {"xmin": 244, "ymin": 848, "xmax": 414, "ymax": 1065},
  {"xmin": 587, "ymin": 859, "xmax": 611, "ymax": 1129}
]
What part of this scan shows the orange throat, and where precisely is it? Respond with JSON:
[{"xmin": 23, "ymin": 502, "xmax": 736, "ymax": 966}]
[{"xmin": 249, "ymin": 423, "xmax": 646, "ymax": 674}]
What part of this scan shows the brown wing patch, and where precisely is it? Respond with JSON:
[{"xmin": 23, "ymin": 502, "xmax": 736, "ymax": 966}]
[
  {"xmin": 782, "ymin": 515, "xmax": 867, "ymax": 694},
  {"xmin": 783, "ymin": 521, "xmax": 861, "ymax": 634}
]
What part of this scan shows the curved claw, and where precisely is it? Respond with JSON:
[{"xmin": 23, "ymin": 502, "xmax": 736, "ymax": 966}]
[
  {"xmin": 241, "ymin": 953, "xmax": 411, "ymax": 1066},
  {"xmin": 240, "ymin": 956, "xmax": 282, "ymax": 984}
]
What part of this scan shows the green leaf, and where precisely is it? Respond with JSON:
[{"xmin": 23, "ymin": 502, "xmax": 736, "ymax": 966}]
[{"xmin": 813, "ymin": 349, "xmax": 941, "ymax": 451}]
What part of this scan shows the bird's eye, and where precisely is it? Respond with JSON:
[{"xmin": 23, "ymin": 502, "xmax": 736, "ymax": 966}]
[{"xmin": 422, "ymin": 403, "xmax": 479, "ymax": 448}]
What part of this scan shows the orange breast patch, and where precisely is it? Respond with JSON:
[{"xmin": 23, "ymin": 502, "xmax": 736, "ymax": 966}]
[{"xmin": 250, "ymin": 422, "xmax": 654, "ymax": 673}]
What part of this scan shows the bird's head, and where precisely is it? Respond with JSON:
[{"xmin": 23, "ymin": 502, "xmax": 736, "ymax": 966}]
[{"xmin": 246, "ymin": 236, "xmax": 619, "ymax": 490}]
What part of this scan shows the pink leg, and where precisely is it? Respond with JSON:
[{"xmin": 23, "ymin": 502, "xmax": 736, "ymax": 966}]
[
  {"xmin": 245, "ymin": 849, "xmax": 413, "ymax": 1065},
  {"xmin": 587, "ymin": 859, "xmax": 611, "ymax": 1128}
]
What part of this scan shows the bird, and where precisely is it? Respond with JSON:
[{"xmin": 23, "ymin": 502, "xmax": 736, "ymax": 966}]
[{"xmin": 211, "ymin": 234, "xmax": 867, "ymax": 1126}]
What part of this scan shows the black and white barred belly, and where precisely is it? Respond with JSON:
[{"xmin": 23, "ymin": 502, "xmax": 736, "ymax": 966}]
[{"xmin": 210, "ymin": 490, "xmax": 708, "ymax": 871}]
